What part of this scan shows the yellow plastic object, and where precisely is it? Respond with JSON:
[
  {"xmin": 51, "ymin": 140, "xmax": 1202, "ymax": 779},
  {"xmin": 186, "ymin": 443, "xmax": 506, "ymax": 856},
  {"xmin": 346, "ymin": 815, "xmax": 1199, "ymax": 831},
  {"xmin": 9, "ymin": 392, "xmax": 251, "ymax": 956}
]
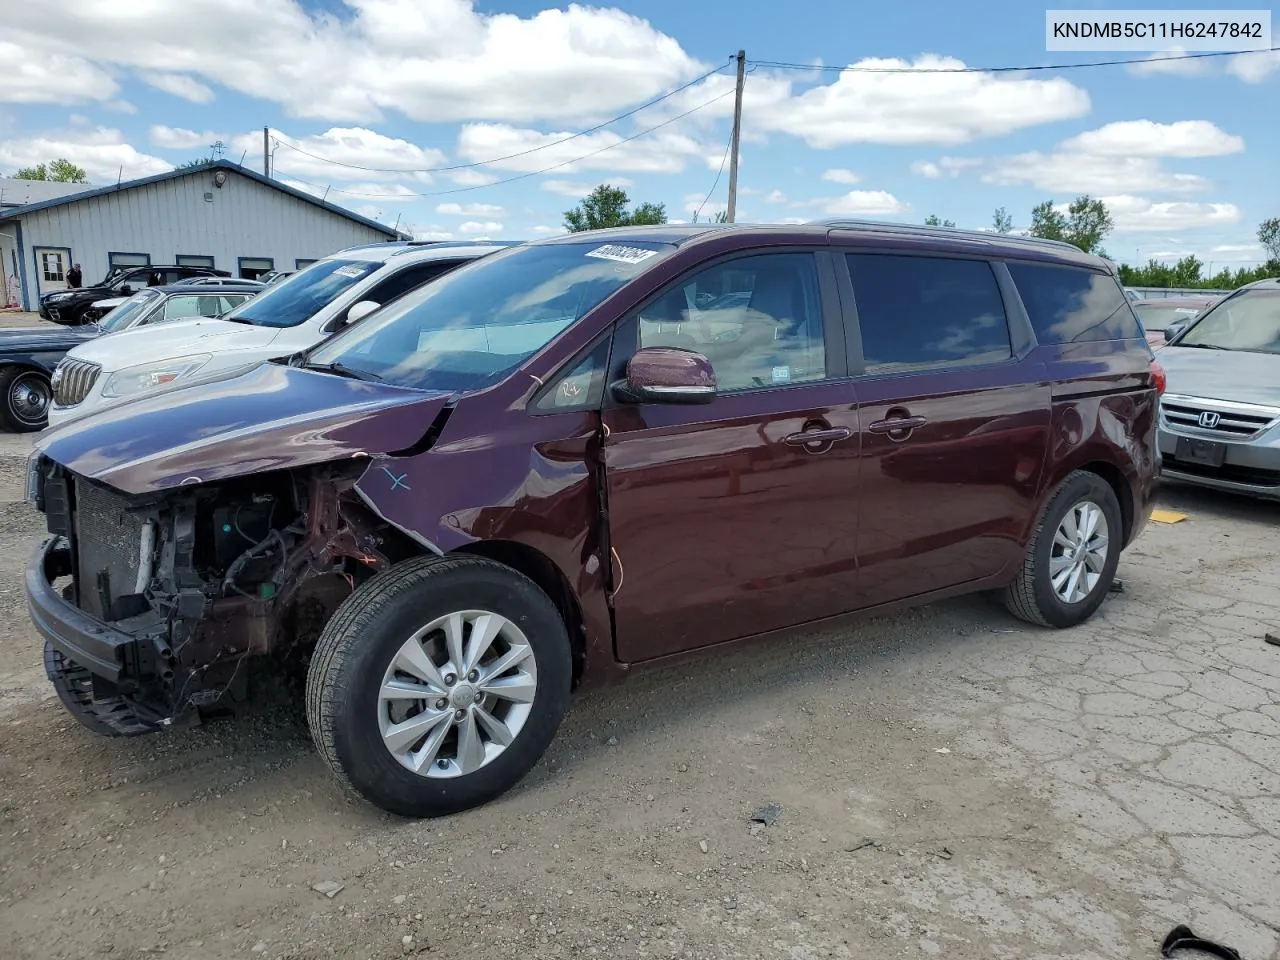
[{"xmin": 1150, "ymin": 509, "xmax": 1187, "ymax": 524}]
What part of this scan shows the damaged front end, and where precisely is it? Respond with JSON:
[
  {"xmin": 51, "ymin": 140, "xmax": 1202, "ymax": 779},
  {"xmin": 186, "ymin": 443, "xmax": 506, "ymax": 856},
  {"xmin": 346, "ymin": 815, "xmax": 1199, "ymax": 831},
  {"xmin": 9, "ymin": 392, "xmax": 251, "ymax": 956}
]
[{"xmin": 27, "ymin": 455, "xmax": 406, "ymax": 733}]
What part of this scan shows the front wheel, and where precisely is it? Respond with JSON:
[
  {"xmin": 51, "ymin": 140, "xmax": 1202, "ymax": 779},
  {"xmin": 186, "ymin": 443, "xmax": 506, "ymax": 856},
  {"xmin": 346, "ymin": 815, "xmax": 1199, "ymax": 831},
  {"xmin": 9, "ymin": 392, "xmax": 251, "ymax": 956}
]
[
  {"xmin": 1003, "ymin": 471, "xmax": 1122, "ymax": 628},
  {"xmin": 0, "ymin": 367, "xmax": 52, "ymax": 432},
  {"xmin": 306, "ymin": 555, "xmax": 572, "ymax": 817}
]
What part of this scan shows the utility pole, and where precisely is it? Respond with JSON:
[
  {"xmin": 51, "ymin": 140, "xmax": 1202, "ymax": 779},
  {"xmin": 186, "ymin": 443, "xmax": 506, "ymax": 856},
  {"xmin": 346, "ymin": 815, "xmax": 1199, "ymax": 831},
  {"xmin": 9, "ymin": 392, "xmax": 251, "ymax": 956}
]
[
  {"xmin": 263, "ymin": 127, "xmax": 270, "ymax": 177},
  {"xmin": 725, "ymin": 49, "xmax": 746, "ymax": 224}
]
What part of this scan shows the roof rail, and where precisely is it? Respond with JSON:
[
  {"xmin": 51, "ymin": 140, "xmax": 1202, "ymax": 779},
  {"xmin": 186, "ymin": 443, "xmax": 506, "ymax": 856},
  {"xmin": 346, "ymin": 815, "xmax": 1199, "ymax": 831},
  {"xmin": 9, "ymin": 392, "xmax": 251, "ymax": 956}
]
[{"xmin": 808, "ymin": 217, "xmax": 1084, "ymax": 253}]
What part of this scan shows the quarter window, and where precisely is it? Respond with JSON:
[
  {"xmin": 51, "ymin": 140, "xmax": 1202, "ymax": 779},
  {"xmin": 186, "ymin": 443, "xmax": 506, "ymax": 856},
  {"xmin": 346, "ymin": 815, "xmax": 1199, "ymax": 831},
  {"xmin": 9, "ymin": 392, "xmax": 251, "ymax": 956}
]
[
  {"xmin": 847, "ymin": 254, "xmax": 1012, "ymax": 371},
  {"xmin": 1007, "ymin": 261, "xmax": 1141, "ymax": 343},
  {"xmin": 534, "ymin": 338, "xmax": 611, "ymax": 412},
  {"xmin": 637, "ymin": 253, "xmax": 826, "ymax": 392}
]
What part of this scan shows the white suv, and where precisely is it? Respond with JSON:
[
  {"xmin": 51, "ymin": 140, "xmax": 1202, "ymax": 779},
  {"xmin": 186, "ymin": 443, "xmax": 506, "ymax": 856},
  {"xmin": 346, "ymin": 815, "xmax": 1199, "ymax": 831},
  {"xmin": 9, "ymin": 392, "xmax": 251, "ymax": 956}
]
[{"xmin": 46, "ymin": 242, "xmax": 508, "ymax": 429}]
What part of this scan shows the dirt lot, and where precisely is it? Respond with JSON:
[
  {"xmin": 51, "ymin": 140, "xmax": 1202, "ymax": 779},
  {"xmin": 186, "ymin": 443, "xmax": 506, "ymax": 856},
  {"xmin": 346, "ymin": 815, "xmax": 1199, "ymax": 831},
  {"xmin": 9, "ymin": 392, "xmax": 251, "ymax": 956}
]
[{"xmin": 1, "ymin": 430, "xmax": 1277, "ymax": 960}]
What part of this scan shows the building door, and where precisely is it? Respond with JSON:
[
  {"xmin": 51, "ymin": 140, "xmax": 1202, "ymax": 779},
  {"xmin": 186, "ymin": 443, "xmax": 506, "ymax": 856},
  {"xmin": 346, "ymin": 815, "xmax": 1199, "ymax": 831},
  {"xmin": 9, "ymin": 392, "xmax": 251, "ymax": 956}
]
[{"xmin": 33, "ymin": 247, "xmax": 71, "ymax": 297}]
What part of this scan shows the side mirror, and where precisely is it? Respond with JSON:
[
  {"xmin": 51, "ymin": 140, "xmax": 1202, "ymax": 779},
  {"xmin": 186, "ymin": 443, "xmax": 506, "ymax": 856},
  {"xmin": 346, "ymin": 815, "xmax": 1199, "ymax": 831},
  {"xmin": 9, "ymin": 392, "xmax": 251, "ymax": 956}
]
[
  {"xmin": 611, "ymin": 347, "xmax": 716, "ymax": 405},
  {"xmin": 120, "ymin": 285, "xmax": 133, "ymax": 296},
  {"xmin": 345, "ymin": 300, "xmax": 380, "ymax": 325},
  {"xmin": 1164, "ymin": 319, "xmax": 1190, "ymax": 342}
]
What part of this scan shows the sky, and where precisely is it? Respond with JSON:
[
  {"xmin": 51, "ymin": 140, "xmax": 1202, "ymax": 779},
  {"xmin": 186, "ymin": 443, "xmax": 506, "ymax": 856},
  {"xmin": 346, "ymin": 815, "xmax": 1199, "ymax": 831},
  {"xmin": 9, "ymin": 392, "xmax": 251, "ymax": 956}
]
[{"xmin": 1, "ymin": 0, "xmax": 1277, "ymax": 268}]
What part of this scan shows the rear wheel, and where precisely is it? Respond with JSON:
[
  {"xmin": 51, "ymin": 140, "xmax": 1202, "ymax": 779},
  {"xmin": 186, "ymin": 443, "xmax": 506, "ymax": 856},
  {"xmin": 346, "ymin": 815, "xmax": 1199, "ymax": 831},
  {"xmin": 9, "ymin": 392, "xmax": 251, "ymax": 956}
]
[
  {"xmin": 1003, "ymin": 471, "xmax": 1122, "ymax": 628},
  {"xmin": 306, "ymin": 555, "xmax": 572, "ymax": 818},
  {"xmin": 0, "ymin": 367, "xmax": 52, "ymax": 432}
]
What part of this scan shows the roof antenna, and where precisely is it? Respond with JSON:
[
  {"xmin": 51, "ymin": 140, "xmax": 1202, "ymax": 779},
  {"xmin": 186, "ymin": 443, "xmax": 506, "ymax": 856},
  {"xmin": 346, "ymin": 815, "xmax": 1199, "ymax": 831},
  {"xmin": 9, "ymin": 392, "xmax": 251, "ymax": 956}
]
[
  {"xmin": 238, "ymin": 149, "xmax": 247, "ymax": 167},
  {"xmin": 392, "ymin": 214, "xmax": 401, "ymax": 234},
  {"xmin": 116, "ymin": 165, "xmax": 123, "ymax": 187},
  {"xmin": 322, "ymin": 186, "xmax": 331, "ymax": 202}
]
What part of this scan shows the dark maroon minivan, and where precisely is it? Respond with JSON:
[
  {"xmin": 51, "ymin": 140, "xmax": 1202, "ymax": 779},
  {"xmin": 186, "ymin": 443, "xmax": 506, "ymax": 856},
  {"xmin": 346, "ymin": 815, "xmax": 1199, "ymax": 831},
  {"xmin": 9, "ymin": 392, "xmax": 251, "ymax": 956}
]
[{"xmin": 26, "ymin": 222, "xmax": 1162, "ymax": 816}]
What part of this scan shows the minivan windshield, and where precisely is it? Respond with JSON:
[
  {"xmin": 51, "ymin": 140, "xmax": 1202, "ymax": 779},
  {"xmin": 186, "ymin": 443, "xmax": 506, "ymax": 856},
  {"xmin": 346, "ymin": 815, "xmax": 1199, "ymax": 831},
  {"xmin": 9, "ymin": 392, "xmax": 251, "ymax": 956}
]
[
  {"xmin": 305, "ymin": 241, "xmax": 673, "ymax": 392},
  {"xmin": 1177, "ymin": 290, "xmax": 1280, "ymax": 354},
  {"xmin": 97, "ymin": 290, "xmax": 162, "ymax": 333},
  {"xmin": 223, "ymin": 258, "xmax": 382, "ymax": 328}
]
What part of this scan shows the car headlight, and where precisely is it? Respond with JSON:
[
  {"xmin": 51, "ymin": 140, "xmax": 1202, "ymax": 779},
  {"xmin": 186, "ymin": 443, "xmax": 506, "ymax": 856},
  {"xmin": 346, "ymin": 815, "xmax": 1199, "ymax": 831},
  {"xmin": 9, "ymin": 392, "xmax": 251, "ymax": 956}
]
[
  {"xmin": 46, "ymin": 292, "xmax": 73, "ymax": 301},
  {"xmin": 101, "ymin": 354, "xmax": 213, "ymax": 398}
]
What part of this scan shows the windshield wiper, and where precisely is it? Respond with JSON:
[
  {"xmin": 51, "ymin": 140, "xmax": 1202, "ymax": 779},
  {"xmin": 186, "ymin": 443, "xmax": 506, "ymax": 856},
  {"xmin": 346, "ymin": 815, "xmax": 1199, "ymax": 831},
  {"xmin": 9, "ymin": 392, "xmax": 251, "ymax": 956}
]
[
  {"xmin": 1180, "ymin": 342, "xmax": 1229, "ymax": 350},
  {"xmin": 304, "ymin": 361, "xmax": 384, "ymax": 382}
]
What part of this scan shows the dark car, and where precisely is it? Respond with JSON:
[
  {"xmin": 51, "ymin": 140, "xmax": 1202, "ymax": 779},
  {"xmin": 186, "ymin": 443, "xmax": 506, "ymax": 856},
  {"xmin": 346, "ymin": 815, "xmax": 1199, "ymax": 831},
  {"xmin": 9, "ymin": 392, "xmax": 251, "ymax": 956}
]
[
  {"xmin": 38, "ymin": 264, "xmax": 231, "ymax": 325},
  {"xmin": 25, "ymin": 222, "xmax": 1161, "ymax": 817},
  {"xmin": 1131, "ymin": 295, "xmax": 1220, "ymax": 347},
  {"xmin": 0, "ymin": 284, "xmax": 259, "ymax": 431}
]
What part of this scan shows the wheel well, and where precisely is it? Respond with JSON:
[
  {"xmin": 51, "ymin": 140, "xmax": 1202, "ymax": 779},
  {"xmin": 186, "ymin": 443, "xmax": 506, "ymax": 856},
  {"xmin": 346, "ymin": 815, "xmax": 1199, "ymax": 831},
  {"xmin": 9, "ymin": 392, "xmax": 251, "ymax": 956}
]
[
  {"xmin": 1078, "ymin": 461, "xmax": 1132, "ymax": 544},
  {"xmin": 453, "ymin": 540, "xmax": 586, "ymax": 687}
]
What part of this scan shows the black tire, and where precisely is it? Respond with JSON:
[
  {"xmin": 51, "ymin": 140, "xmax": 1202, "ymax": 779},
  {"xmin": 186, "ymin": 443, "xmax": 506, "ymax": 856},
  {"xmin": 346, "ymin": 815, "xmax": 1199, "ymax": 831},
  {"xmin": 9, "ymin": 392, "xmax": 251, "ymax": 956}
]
[
  {"xmin": 306, "ymin": 555, "xmax": 572, "ymax": 818},
  {"xmin": 43, "ymin": 641, "xmax": 158, "ymax": 737},
  {"xmin": 1003, "ymin": 470, "xmax": 1122, "ymax": 628},
  {"xmin": 0, "ymin": 366, "xmax": 52, "ymax": 432}
]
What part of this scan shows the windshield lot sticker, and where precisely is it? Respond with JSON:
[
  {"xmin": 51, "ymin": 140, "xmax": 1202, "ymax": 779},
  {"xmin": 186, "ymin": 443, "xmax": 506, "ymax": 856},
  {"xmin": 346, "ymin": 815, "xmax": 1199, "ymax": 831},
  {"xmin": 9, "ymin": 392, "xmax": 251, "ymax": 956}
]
[
  {"xmin": 333, "ymin": 264, "xmax": 367, "ymax": 278},
  {"xmin": 772, "ymin": 365, "xmax": 791, "ymax": 383},
  {"xmin": 584, "ymin": 245, "xmax": 658, "ymax": 265}
]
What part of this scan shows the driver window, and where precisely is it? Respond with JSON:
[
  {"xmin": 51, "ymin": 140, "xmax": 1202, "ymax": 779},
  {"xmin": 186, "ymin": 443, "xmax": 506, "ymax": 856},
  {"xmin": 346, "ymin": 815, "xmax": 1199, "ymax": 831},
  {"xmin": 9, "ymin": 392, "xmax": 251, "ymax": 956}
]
[
  {"xmin": 637, "ymin": 253, "xmax": 826, "ymax": 392},
  {"xmin": 162, "ymin": 296, "xmax": 203, "ymax": 320}
]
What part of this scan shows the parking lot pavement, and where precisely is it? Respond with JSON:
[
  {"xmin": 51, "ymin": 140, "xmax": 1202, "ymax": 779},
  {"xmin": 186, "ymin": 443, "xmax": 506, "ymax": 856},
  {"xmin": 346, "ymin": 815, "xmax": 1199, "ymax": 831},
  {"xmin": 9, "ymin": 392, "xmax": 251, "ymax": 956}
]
[
  {"xmin": 0, "ymin": 459, "xmax": 1276, "ymax": 960},
  {"xmin": 0, "ymin": 312, "xmax": 46, "ymax": 328}
]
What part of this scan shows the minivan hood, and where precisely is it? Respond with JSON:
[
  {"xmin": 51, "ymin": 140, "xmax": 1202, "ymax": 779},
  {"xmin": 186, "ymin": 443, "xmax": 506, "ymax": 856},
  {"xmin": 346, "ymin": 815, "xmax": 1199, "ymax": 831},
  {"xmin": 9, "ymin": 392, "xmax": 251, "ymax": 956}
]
[
  {"xmin": 63, "ymin": 318, "xmax": 281, "ymax": 369},
  {"xmin": 37, "ymin": 363, "xmax": 451, "ymax": 495},
  {"xmin": 1158, "ymin": 346, "xmax": 1280, "ymax": 408}
]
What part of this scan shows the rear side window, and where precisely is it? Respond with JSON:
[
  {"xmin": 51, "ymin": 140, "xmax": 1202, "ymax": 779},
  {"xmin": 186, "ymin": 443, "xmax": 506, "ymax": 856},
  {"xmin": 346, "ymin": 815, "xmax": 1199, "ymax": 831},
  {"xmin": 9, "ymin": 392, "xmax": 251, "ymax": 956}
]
[
  {"xmin": 363, "ymin": 260, "xmax": 464, "ymax": 307},
  {"xmin": 846, "ymin": 254, "xmax": 1012, "ymax": 372},
  {"xmin": 1007, "ymin": 262, "xmax": 1141, "ymax": 343}
]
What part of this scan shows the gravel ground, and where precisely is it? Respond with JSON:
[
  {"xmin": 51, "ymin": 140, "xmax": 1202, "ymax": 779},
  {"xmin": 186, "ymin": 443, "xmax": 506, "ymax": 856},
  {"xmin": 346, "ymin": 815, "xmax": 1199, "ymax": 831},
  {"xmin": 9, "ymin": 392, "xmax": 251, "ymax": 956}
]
[{"xmin": 0, "ymin": 433, "xmax": 1277, "ymax": 960}]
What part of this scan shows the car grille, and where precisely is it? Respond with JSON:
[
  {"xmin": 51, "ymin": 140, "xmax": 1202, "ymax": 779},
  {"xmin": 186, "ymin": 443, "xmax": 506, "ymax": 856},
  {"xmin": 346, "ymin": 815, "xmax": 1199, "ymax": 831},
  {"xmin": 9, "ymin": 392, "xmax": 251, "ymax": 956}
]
[
  {"xmin": 52, "ymin": 358, "xmax": 102, "ymax": 407},
  {"xmin": 1160, "ymin": 395, "xmax": 1280, "ymax": 440},
  {"xmin": 73, "ymin": 476, "xmax": 144, "ymax": 620},
  {"xmin": 47, "ymin": 306, "xmax": 61, "ymax": 322}
]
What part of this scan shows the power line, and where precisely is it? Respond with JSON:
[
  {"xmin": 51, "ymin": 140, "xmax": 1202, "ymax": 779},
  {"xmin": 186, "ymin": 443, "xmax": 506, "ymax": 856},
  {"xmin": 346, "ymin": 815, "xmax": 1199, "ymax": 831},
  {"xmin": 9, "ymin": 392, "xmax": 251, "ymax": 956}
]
[
  {"xmin": 271, "ymin": 60, "xmax": 732, "ymax": 175},
  {"xmin": 749, "ymin": 46, "xmax": 1280, "ymax": 74},
  {"xmin": 693, "ymin": 126, "xmax": 733, "ymax": 223},
  {"xmin": 281, "ymin": 87, "xmax": 736, "ymax": 201}
]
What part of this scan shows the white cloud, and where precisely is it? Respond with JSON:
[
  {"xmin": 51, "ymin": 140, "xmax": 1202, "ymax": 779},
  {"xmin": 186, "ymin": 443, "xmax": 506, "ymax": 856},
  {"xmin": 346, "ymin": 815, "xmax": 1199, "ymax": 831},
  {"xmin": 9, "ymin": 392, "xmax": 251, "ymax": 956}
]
[
  {"xmin": 821, "ymin": 190, "xmax": 908, "ymax": 216},
  {"xmin": 459, "ymin": 220, "xmax": 503, "ymax": 234},
  {"xmin": 412, "ymin": 225, "xmax": 455, "ymax": 241},
  {"xmin": 436, "ymin": 201, "xmax": 506, "ymax": 217},
  {"xmin": 984, "ymin": 153, "xmax": 1209, "ymax": 195},
  {"xmin": 1211, "ymin": 243, "xmax": 1263, "ymax": 257},
  {"xmin": 0, "ymin": 41, "xmax": 119, "ymax": 105},
  {"xmin": 531, "ymin": 225, "xmax": 566, "ymax": 235},
  {"xmin": 540, "ymin": 178, "xmax": 631, "ymax": 197},
  {"xmin": 909, "ymin": 156, "xmax": 977, "ymax": 179},
  {"xmin": 1227, "ymin": 49, "xmax": 1280, "ymax": 83},
  {"xmin": 1059, "ymin": 120, "xmax": 1244, "ymax": 158},
  {"xmin": 821, "ymin": 168, "xmax": 861, "ymax": 184},
  {"xmin": 1103, "ymin": 195, "xmax": 1242, "ymax": 232},
  {"xmin": 764, "ymin": 189, "xmax": 787, "ymax": 203},
  {"xmin": 1125, "ymin": 47, "xmax": 1212, "ymax": 77},
  {"xmin": 140, "ymin": 72, "xmax": 215, "ymax": 104},
  {"xmin": 0, "ymin": 126, "xmax": 169, "ymax": 181},
  {"xmin": 447, "ymin": 169, "xmax": 499, "ymax": 187},
  {"xmin": 149, "ymin": 125, "xmax": 220, "ymax": 150},
  {"xmin": 756, "ymin": 55, "xmax": 1090, "ymax": 147},
  {"xmin": 457, "ymin": 123, "xmax": 717, "ymax": 174},
  {"xmin": 2, "ymin": 2, "xmax": 703, "ymax": 123},
  {"xmin": 251, "ymin": 127, "xmax": 447, "ymax": 183}
]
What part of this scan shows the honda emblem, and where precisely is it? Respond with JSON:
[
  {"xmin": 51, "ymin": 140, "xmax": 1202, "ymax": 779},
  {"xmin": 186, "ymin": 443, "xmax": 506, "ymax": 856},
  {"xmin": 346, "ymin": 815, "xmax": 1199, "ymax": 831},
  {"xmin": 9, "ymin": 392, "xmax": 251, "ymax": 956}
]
[{"xmin": 1198, "ymin": 411, "xmax": 1221, "ymax": 429}]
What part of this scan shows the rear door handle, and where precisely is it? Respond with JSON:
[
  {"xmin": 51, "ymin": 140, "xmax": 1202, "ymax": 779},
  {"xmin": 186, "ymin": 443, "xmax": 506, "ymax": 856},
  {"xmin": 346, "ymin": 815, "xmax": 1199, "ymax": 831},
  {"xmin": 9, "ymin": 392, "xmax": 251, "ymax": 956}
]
[
  {"xmin": 867, "ymin": 415, "xmax": 928, "ymax": 436},
  {"xmin": 783, "ymin": 427, "xmax": 853, "ymax": 446}
]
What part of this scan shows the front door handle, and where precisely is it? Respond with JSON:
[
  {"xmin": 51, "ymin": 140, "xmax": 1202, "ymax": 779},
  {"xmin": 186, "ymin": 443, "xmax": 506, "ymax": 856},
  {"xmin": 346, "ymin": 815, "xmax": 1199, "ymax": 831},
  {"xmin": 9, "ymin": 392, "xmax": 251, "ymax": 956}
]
[
  {"xmin": 783, "ymin": 426, "xmax": 853, "ymax": 446},
  {"xmin": 867, "ymin": 415, "xmax": 928, "ymax": 438}
]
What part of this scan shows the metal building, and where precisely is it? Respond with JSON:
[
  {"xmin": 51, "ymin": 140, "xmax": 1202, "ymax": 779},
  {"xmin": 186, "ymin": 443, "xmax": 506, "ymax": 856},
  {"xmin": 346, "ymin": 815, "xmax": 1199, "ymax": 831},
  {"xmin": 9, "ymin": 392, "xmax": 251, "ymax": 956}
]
[{"xmin": 1, "ymin": 160, "xmax": 403, "ymax": 310}]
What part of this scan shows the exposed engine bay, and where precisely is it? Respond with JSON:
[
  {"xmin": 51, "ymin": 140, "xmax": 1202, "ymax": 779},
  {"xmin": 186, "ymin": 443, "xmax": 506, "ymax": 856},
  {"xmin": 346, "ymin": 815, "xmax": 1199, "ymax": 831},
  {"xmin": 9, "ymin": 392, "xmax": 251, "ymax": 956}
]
[{"xmin": 30, "ymin": 457, "xmax": 418, "ymax": 732}]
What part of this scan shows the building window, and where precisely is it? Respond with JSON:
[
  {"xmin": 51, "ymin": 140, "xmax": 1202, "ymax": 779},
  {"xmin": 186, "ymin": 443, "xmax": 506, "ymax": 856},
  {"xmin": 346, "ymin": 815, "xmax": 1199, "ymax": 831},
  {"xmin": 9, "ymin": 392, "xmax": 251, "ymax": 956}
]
[
  {"xmin": 176, "ymin": 255, "xmax": 216, "ymax": 268},
  {"xmin": 238, "ymin": 257, "xmax": 274, "ymax": 281},
  {"xmin": 295, "ymin": 258, "xmax": 318, "ymax": 270},
  {"xmin": 108, "ymin": 252, "xmax": 151, "ymax": 271},
  {"xmin": 41, "ymin": 253, "xmax": 65, "ymax": 283}
]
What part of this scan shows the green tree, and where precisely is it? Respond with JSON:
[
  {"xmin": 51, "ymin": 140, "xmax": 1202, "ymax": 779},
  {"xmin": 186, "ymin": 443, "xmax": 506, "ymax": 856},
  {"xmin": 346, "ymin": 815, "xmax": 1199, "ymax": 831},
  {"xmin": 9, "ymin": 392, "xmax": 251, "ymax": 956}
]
[
  {"xmin": 691, "ymin": 209, "xmax": 729, "ymax": 224},
  {"xmin": 924, "ymin": 214, "xmax": 956, "ymax": 227},
  {"xmin": 1259, "ymin": 217, "xmax": 1280, "ymax": 264},
  {"xmin": 1029, "ymin": 195, "xmax": 1113, "ymax": 255},
  {"xmin": 563, "ymin": 184, "xmax": 668, "ymax": 232},
  {"xmin": 992, "ymin": 206, "xmax": 1013, "ymax": 234},
  {"xmin": 12, "ymin": 158, "xmax": 89, "ymax": 183}
]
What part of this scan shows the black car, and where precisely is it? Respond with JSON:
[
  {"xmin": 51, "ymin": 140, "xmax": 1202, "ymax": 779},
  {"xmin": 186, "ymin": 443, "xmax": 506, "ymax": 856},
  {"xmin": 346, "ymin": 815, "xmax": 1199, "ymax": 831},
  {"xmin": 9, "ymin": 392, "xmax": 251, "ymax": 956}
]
[
  {"xmin": 38, "ymin": 264, "xmax": 231, "ymax": 326},
  {"xmin": 2, "ymin": 284, "xmax": 259, "ymax": 431}
]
